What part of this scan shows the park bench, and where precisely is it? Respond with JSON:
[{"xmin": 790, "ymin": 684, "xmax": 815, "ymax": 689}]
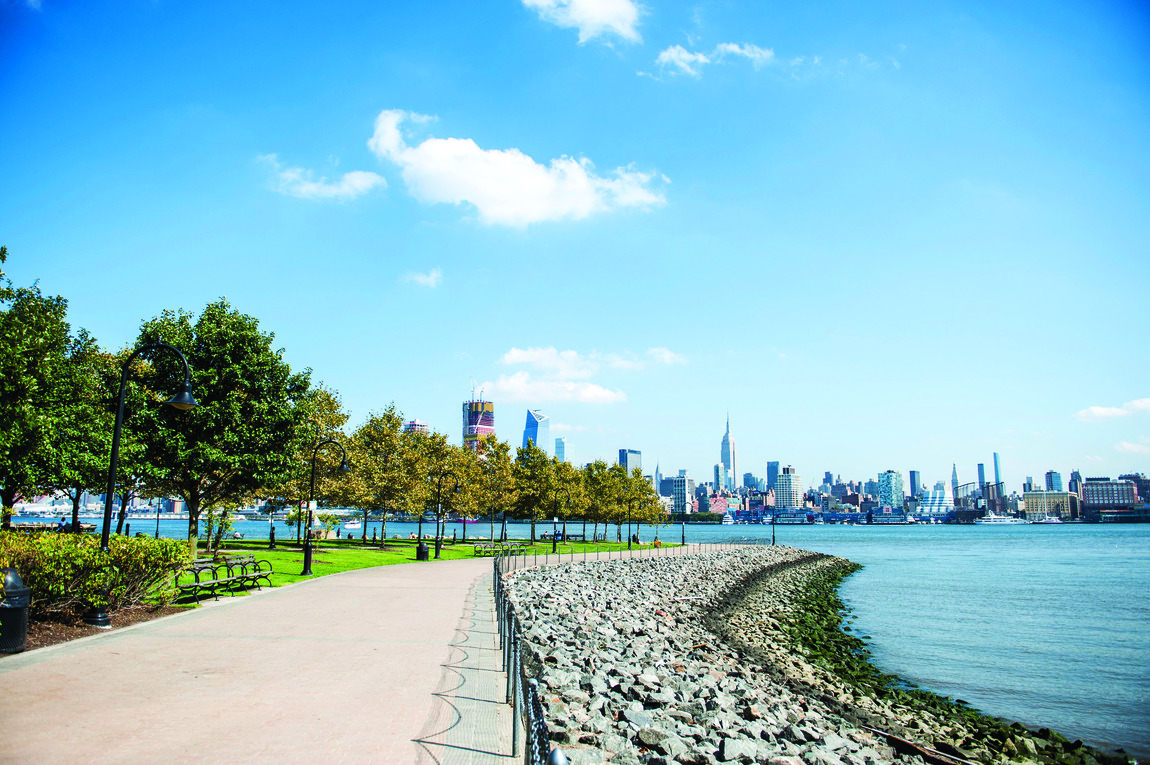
[{"xmin": 175, "ymin": 555, "xmax": 274, "ymax": 604}]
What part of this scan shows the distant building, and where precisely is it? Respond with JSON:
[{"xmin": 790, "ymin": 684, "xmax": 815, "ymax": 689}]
[
  {"xmin": 1023, "ymin": 490, "xmax": 1075, "ymax": 520},
  {"xmin": 918, "ymin": 480, "xmax": 954, "ymax": 516},
  {"xmin": 909, "ymin": 470, "xmax": 922, "ymax": 498},
  {"xmin": 977, "ymin": 464, "xmax": 987, "ymax": 493},
  {"xmin": 951, "ymin": 463, "xmax": 960, "ymax": 498},
  {"xmin": 743, "ymin": 472, "xmax": 760, "ymax": 491},
  {"xmin": 522, "ymin": 410, "xmax": 550, "ymax": 456},
  {"xmin": 863, "ymin": 478, "xmax": 880, "ymax": 497},
  {"xmin": 554, "ymin": 437, "xmax": 566, "ymax": 463},
  {"xmin": 619, "ymin": 449, "xmax": 641, "ymax": 475},
  {"xmin": 774, "ymin": 466, "xmax": 802, "ymax": 509},
  {"xmin": 462, "ymin": 399, "xmax": 495, "ymax": 451},
  {"xmin": 877, "ymin": 470, "xmax": 905, "ymax": 509},
  {"xmin": 720, "ymin": 416, "xmax": 737, "ymax": 491},
  {"xmin": 993, "ymin": 452, "xmax": 1003, "ymax": 488},
  {"xmin": 402, "ymin": 419, "xmax": 430, "ymax": 435},
  {"xmin": 1118, "ymin": 473, "xmax": 1149, "ymax": 501},
  {"xmin": 766, "ymin": 461, "xmax": 780, "ymax": 490},
  {"xmin": 1045, "ymin": 471, "xmax": 1063, "ymax": 492},
  {"xmin": 714, "ymin": 463, "xmax": 727, "ymax": 493},
  {"xmin": 1080, "ymin": 477, "xmax": 1138, "ymax": 511},
  {"xmin": 672, "ymin": 472, "xmax": 695, "ymax": 515}
]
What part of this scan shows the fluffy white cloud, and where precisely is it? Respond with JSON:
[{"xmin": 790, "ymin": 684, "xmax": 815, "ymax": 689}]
[
  {"xmin": 404, "ymin": 267, "xmax": 442, "ymax": 288},
  {"xmin": 484, "ymin": 371, "xmax": 627, "ymax": 404},
  {"xmin": 523, "ymin": 0, "xmax": 642, "ymax": 44},
  {"xmin": 656, "ymin": 45, "xmax": 710, "ymax": 76},
  {"xmin": 647, "ymin": 346, "xmax": 687, "ymax": 365},
  {"xmin": 259, "ymin": 154, "xmax": 384, "ymax": 201},
  {"xmin": 656, "ymin": 42, "xmax": 774, "ymax": 77},
  {"xmin": 1116, "ymin": 441, "xmax": 1150, "ymax": 454},
  {"xmin": 1075, "ymin": 398, "xmax": 1150, "ymax": 421},
  {"xmin": 500, "ymin": 347, "xmax": 598, "ymax": 379},
  {"xmin": 368, "ymin": 109, "xmax": 665, "ymax": 227},
  {"xmin": 714, "ymin": 42, "xmax": 774, "ymax": 68}
]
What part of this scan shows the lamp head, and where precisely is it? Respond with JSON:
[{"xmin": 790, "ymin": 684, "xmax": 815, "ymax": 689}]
[
  {"xmin": 167, "ymin": 380, "xmax": 198, "ymax": 411},
  {"xmin": 338, "ymin": 456, "xmax": 352, "ymax": 473}
]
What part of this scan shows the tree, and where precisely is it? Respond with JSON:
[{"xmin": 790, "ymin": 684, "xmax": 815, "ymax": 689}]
[
  {"xmin": 552, "ymin": 459, "xmax": 586, "ymax": 541},
  {"xmin": 475, "ymin": 435, "xmax": 515, "ymax": 542},
  {"xmin": 0, "ymin": 250, "xmax": 70, "ymax": 527},
  {"xmin": 128, "ymin": 300, "xmax": 313, "ymax": 557},
  {"xmin": 343, "ymin": 405, "xmax": 421, "ymax": 545},
  {"xmin": 581, "ymin": 460, "xmax": 617, "ymax": 543},
  {"xmin": 513, "ymin": 441, "xmax": 555, "ymax": 543},
  {"xmin": 44, "ymin": 330, "xmax": 114, "ymax": 534}
]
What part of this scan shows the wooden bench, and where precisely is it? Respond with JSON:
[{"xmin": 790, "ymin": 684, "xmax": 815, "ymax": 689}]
[{"xmin": 175, "ymin": 555, "xmax": 274, "ymax": 604}]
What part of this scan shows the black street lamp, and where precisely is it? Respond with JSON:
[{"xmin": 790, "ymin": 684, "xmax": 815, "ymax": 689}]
[
  {"xmin": 302, "ymin": 438, "xmax": 351, "ymax": 576},
  {"xmin": 626, "ymin": 498, "xmax": 633, "ymax": 551},
  {"xmin": 100, "ymin": 341, "xmax": 197, "ymax": 554},
  {"xmin": 680, "ymin": 507, "xmax": 686, "ymax": 546},
  {"xmin": 554, "ymin": 486, "xmax": 571, "ymax": 554},
  {"xmin": 433, "ymin": 470, "xmax": 459, "ymax": 560}
]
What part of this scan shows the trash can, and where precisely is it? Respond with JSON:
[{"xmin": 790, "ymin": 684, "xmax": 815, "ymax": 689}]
[
  {"xmin": 416, "ymin": 542, "xmax": 430, "ymax": 561},
  {"xmin": 1, "ymin": 567, "xmax": 31, "ymax": 654}
]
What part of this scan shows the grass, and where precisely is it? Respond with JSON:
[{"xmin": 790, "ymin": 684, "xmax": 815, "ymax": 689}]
[{"xmin": 192, "ymin": 536, "xmax": 682, "ymax": 591}]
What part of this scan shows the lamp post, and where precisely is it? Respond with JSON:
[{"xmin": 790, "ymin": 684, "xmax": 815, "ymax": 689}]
[
  {"xmin": 554, "ymin": 485, "xmax": 571, "ymax": 554},
  {"xmin": 433, "ymin": 470, "xmax": 459, "ymax": 560},
  {"xmin": 302, "ymin": 438, "xmax": 351, "ymax": 576},
  {"xmin": 680, "ymin": 507, "xmax": 686, "ymax": 546},
  {"xmin": 100, "ymin": 341, "xmax": 197, "ymax": 554},
  {"xmin": 626, "ymin": 498, "xmax": 633, "ymax": 551}
]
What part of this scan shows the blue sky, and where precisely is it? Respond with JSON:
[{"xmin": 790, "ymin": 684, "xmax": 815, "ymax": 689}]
[{"xmin": 2, "ymin": 0, "xmax": 1148, "ymax": 493}]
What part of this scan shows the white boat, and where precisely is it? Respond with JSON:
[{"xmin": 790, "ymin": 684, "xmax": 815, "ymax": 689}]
[
  {"xmin": 974, "ymin": 511, "xmax": 1027, "ymax": 525},
  {"xmin": 721, "ymin": 513, "xmax": 735, "ymax": 525},
  {"xmin": 1031, "ymin": 515, "xmax": 1063, "ymax": 524},
  {"xmin": 343, "ymin": 520, "xmax": 363, "ymax": 530}
]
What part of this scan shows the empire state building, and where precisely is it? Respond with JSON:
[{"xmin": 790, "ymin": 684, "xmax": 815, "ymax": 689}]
[{"xmin": 720, "ymin": 415, "xmax": 737, "ymax": 491}]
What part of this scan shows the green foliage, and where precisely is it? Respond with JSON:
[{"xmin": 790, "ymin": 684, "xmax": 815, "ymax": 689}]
[
  {"xmin": 128, "ymin": 299, "xmax": 313, "ymax": 553},
  {"xmin": 0, "ymin": 531, "xmax": 187, "ymax": 616}
]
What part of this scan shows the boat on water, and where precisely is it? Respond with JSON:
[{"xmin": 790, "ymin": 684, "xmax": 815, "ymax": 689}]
[
  {"xmin": 343, "ymin": 521, "xmax": 363, "ymax": 530},
  {"xmin": 721, "ymin": 513, "xmax": 735, "ymax": 525},
  {"xmin": 1031, "ymin": 515, "xmax": 1064, "ymax": 524},
  {"xmin": 974, "ymin": 511, "xmax": 1028, "ymax": 525}
]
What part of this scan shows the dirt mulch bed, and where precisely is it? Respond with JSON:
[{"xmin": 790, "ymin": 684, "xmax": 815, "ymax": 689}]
[{"xmin": 4, "ymin": 606, "xmax": 188, "ymax": 655}]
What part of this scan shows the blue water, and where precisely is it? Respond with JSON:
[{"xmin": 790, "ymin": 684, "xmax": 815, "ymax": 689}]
[{"xmin": 16, "ymin": 517, "xmax": 1149, "ymax": 755}]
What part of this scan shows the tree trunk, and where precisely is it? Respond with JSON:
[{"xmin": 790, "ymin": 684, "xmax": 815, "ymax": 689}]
[
  {"xmin": 213, "ymin": 508, "xmax": 230, "ymax": 552},
  {"xmin": 115, "ymin": 492, "xmax": 129, "ymax": 535},
  {"xmin": 185, "ymin": 496, "xmax": 201, "ymax": 560},
  {"xmin": 362, "ymin": 507, "xmax": 369, "ymax": 545},
  {"xmin": 71, "ymin": 487, "xmax": 82, "ymax": 533},
  {"xmin": 0, "ymin": 485, "xmax": 19, "ymax": 530},
  {"xmin": 530, "ymin": 517, "xmax": 536, "ymax": 544}
]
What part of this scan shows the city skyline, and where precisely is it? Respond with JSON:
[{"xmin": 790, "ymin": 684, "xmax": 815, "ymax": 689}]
[{"xmin": 2, "ymin": 1, "xmax": 1147, "ymax": 488}]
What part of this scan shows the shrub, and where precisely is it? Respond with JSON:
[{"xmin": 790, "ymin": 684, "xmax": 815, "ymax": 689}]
[{"xmin": 0, "ymin": 531, "xmax": 189, "ymax": 618}]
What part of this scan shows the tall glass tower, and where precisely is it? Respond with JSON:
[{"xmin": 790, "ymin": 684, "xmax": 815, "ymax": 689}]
[
  {"xmin": 522, "ymin": 410, "xmax": 550, "ymax": 455},
  {"xmin": 720, "ymin": 416, "xmax": 737, "ymax": 491},
  {"xmin": 554, "ymin": 437, "xmax": 566, "ymax": 463}
]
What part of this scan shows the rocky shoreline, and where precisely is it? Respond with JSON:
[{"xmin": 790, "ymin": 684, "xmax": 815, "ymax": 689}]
[{"xmin": 503, "ymin": 546, "xmax": 1132, "ymax": 765}]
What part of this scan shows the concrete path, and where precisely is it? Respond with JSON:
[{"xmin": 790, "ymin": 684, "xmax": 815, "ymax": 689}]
[{"xmin": 0, "ymin": 556, "xmax": 515, "ymax": 765}]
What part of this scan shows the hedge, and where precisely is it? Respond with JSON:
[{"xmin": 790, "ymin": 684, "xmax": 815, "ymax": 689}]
[{"xmin": 0, "ymin": 531, "xmax": 188, "ymax": 618}]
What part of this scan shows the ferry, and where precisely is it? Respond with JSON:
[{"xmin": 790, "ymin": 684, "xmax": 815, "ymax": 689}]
[
  {"xmin": 721, "ymin": 513, "xmax": 735, "ymax": 525},
  {"xmin": 974, "ymin": 511, "xmax": 1028, "ymax": 525}
]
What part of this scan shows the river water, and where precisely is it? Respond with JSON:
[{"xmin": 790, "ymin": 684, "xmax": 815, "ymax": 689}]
[{"xmin": 15, "ymin": 516, "xmax": 1149, "ymax": 756}]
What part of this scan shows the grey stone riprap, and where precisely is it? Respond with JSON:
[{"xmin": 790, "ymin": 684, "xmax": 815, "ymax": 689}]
[{"xmin": 504, "ymin": 547, "xmax": 906, "ymax": 765}]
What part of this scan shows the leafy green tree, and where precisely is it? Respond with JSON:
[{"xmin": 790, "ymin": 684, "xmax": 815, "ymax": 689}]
[
  {"xmin": 0, "ymin": 250, "xmax": 70, "ymax": 527},
  {"xmin": 475, "ymin": 435, "xmax": 515, "ymax": 542},
  {"xmin": 581, "ymin": 460, "xmax": 617, "ymax": 542},
  {"xmin": 128, "ymin": 300, "xmax": 312, "ymax": 556},
  {"xmin": 513, "ymin": 440, "xmax": 555, "ymax": 543},
  {"xmin": 343, "ymin": 404, "xmax": 421, "ymax": 545},
  {"xmin": 552, "ymin": 459, "xmax": 586, "ymax": 541}
]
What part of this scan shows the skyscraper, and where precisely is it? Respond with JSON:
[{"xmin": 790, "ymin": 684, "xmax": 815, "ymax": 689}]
[
  {"xmin": 672, "ymin": 471, "xmax": 695, "ymax": 515},
  {"xmin": 977, "ymin": 464, "xmax": 987, "ymax": 489},
  {"xmin": 522, "ymin": 410, "xmax": 550, "ymax": 455},
  {"xmin": 402, "ymin": 419, "xmax": 430, "ymax": 435},
  {"xmin": 462, "ymin": 399, "xmax": 495, "ymax": 451},
  {"xmin": 774, "ymin": 466, "xmax": 802, "ymax": 509},
  {"xmin": 720, "ymin": 416, "xmax": 737, "ymax": 491},
  {"xmin": 951, "ymin": 463, "xmax": 960, "ymax": 498},
  {"xmin": 909, "ymin": 470, "xmax": 922, "ymax": 498},
  {"xmin": 619, "ymin": 449, "xmax": 641, "ymax": 475},
  {"xmin": 993, "ymin": 452, "xmax": 1003, "ymax": 488},
  {"xmin": 878, "ymin": 470, "xmax": 905, "ymax": 509},
  {"xmin": 554, "ymin": 437, "xmax": 567, "ymax": 463},
  {"xmin": 714, "ymin": 463, "xmax": 727, "ymax": 493},
  {"xmin": 1045, "ymin": 471, "xmax": 1063, "ymax": 492},
  {"xmin": 766, "ymin": 461, "xmax": 780, "ymax": 490}
]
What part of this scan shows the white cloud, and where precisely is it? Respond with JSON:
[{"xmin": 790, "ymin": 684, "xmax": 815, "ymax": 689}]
[
  {"xmin": 500, "ymin": 347, "xmax": 598, "ymax": 379},
  {"xmin": 259, "ymin": 154, "xmax": 384, "ymax": 201},
  {"xmin": 1075, "ymin": 398, "xmax": 1150, "ymax": 421},
  {"xmin": 368, "ymin": 109, "xmax": 665, "ymax": 227},
  {"xmin": 1116, "ymin": 441, "xmax": 1150, "ymax": 454},
  {"xmin": 553, "ymin": 423, "xmax": 589, "ymax": 432},
  {"xmin": 404, "ymin": 267, "xmax": 442, "ymax": 288},
  {"xmin": 655, "ymin": 41, "xmax": 774, "ymax": 77},
  {"xmin": 523, "ymin": 0, "xmax": 642, "ymax": 44},
  {"xmin": 656, "ymin": 45, "xmax": 711, "ymax": 76},
  {"xmin": 483, "ymin": 371, "xmax": 627, "ymax": 404},
  {"xmin": 714, "ymin": 42, "xmax": 774, "ymax": 68},
  {"xmin": 647, "ymin": 347, "xmax": 687, "ymax": 365}
]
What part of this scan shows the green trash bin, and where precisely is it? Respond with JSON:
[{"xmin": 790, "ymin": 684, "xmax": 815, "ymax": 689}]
[{"xmin": 1, "ymin": 567, "xmax": 31, "ymax": 654}]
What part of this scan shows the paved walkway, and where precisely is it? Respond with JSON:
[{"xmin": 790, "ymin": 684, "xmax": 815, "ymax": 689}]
[
  {"xmin": 0, "ymin": 542, "xmax": 710, "ymax": 764},
  {"xmin": 0, "ymin": 557, "xmax": 514, "ymax": 765}
]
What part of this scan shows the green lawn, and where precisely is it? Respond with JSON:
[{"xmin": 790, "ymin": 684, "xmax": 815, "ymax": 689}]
[{"xmin": 196, "ymin": 536, "xmax": 680, "ymax": 591}]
